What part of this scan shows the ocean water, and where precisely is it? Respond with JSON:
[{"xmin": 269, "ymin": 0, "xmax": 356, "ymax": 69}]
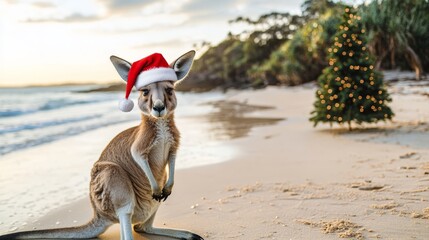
[
  {"xmin": 0, "ymin": 85, "xmax": 224, "ymax": 156},
  {"xmin": 0, "ymin": 86, "xmax": 129, "ymax": 156},
  {"xmin": 0, "ymin": 85, "xmax": 237, "ymax": 233}
]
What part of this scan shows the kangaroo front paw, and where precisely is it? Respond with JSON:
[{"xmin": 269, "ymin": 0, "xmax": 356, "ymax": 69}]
[
  {"xmin": 152, "ymin": 191, "xmax": 163, "ymax": 202},
  {"xmin": 152, "ymin": 188, "xmax": 164, "ymax": 202},
  {"xmin": 161, "ymin": 187, "xmax": 172, "ymax": 202}
]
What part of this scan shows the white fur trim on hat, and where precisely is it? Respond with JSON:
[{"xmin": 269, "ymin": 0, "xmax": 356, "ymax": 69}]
[
  {"xmin": 119, "ymin": 98, "xmax": 134, "ymax": 112},
  {"xmin": 134, "ymin": 67, "xmax": 178, "ymax": 89}
]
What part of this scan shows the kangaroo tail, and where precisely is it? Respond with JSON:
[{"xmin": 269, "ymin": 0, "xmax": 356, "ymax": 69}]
[{"xmin": 0, "ymin": 215, "xmax": 111, "ymax": 239}]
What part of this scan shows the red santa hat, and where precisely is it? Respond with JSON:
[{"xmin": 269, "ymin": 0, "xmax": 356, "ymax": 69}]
[{"xmin": 119, "ymin": 53, "xmax": 178, "ymax": 112}]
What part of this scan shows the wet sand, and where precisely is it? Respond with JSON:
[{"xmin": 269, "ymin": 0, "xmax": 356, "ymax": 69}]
[{"xmin": 1, "ymin": 84, "xmax": 429, "ymax": 239}]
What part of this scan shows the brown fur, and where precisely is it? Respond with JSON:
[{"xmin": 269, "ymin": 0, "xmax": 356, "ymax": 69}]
[{"xmin": 91, "ymin": 86, "xmax": 180, "ymax": 223}]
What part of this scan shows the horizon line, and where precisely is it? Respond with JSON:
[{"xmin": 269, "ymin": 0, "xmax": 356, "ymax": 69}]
[{"xmin": 0, "ymin": 81, "xmax": 122, "ymax": 88}]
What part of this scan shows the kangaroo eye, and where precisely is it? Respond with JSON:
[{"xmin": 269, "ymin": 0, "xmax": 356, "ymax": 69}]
[
  {"xmin": 141, "ymin": 89, "xmax": 149, "ymax": 96},
  {"xmin": 166, "ymin": 87, "xmax": 174, "ymax": 95}
]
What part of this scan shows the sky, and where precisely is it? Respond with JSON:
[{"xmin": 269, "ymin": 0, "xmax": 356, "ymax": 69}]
[{"xmin": 0, "ymin": 0, "xmax": 303, "ymax": 87}]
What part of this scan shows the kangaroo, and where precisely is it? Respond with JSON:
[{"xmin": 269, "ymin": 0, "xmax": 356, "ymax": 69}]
[{"xmin": 0, "ymin": 50, "xmax": 203, "ymax": 240}]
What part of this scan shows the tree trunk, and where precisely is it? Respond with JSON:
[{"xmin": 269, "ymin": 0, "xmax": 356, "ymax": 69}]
[
  {"xmin": 347, "ymin": 120, "xmax": 352, "ymax": 131},
  {"xmin": 389, "ymin": 38, "xmax": 396, "ymax": 69},
  {"xmin": 405, "ymin": 45, "xmax": 423, "ymax": 80},
  {"xmin": 390, "ymin": 50, "xmax": 396, "ymax": 69},
  {"xmin": 375, "ymin": 48, "xmax": 389, "ymax": 70}
]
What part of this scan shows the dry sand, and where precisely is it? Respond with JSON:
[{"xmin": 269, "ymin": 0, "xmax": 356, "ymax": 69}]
[{"xmin": 2, "ymin": 84, "xmax": 429, "ymax": 239}]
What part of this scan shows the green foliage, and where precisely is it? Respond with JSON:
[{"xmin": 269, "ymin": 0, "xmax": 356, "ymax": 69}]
[
  {"xmin": 231, "ymin": 13, "xmax": 302, "ymax": 61},
  {"xmin": 180, "ymin": 0, "xmax": 428, "ymax": 92},
  {"xmin": 310, "ymin": 7, "xmax": 394, "ymax": 129},
  {"xmin": 359, "ymin": 0, "xmax": 429, "ymax": 77},
  {"xmin": 176, "ymin": 38, "xmax": 243, "ymax": 92},
  {"xmin": 301, "ymin": 0, "xmax": 337, "ymax": 19},
  {"xmin": 252, "ymin": 8, "xmax": 342, "ymax": 85},
  {"xmin": 179, "ymin": 12, "xmax": 306, "ymax": 91}
]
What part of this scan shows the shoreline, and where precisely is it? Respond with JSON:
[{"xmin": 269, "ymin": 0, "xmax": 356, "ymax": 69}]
[
  {"xmin": 0, "ymin": 89, "xmax": 277, "ymax": 235},
  {"xmin": 1, "ymin": 85, "xmax": 429, "ymax": 239}
]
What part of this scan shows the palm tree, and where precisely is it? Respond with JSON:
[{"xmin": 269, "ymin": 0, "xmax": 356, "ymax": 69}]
[{"xmin": 360, "ymin": 0, "xmax": 428, "ymax": 80}]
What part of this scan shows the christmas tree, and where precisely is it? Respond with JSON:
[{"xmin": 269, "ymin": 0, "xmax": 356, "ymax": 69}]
[{"xmin": 310, "ymin": 7, "xmax": 394, "ymax": 130}]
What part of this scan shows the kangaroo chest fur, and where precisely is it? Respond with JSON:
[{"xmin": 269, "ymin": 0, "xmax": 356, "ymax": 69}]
[
  {"xmin": 127, "ymin": 119, "xmax": 175, "ymax": 223},
  {"xmin": 148, "ymin": 120, "xmax": 173, "ymax": 166}
]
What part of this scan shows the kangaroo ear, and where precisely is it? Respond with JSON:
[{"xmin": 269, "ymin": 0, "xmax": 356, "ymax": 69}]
[
  {"xmin": 110, "ymin": 55, "xmax": 131, "ymax": 82},
  {"xmin": 170, "ymin": 50, "xmax": 196, "ymax": 83}
]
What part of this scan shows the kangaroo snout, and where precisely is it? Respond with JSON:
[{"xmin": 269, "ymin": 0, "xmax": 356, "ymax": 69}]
[{"xmin": 152, "ymin": 99, "xmax": 166, "ymax": 117}]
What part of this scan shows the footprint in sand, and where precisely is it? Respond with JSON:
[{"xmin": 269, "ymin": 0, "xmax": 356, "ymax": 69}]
[
  {"xmin": 399, "ymin": 152, "xmax": 418, "ymax": 159},
  {"xmin": 296, "ymin": 219, "xmax": 366, "ymax": 240}
]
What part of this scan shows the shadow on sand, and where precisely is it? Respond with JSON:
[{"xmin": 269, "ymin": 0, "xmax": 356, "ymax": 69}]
[
  {"xmin": 202, "ymin": 100, "xmax": 285, "ymax": 140},
  {"xmin": 316, "ymin": 121, "xmax": 429, "ymax": 149}
]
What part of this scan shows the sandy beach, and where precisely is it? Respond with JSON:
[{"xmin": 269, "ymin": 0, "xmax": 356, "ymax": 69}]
[{"xmin": 1, "ymin": 82, "xmax": 429, "ymax": 239}]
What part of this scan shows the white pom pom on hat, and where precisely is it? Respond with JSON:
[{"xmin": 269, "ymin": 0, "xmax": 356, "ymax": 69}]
[
  {"xmin": 118, "ymin": 98, "xmax": 134, "ymax": 112},
  {"xmin": 118, "ymin": 53, "xmax": 178, "ymax": 112}
]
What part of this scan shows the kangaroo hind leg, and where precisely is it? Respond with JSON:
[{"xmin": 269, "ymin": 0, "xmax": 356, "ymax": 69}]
[
  {"xmin": 91, "ymin": 162, "xmax": 135, "ymax": 240},
  {"xmin": 110, "ymin": 168, "xmax": 135, "ymax": 240},
  {"xmin": 117, "ymin": 202, "xmax": 133, "ymax": 240},
  {"xmin": 134, "ymin": 211, "xmax": 204, "ymax": 240}
]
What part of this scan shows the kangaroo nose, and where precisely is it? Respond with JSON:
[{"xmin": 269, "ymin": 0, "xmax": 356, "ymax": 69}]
[
  {"xmin": 153, "ymin": 105, "xmax": 165, "ymax": 112},
  {"xmin": 153, "ymin": 99, "xmax": 165, "ymax": 113}
]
